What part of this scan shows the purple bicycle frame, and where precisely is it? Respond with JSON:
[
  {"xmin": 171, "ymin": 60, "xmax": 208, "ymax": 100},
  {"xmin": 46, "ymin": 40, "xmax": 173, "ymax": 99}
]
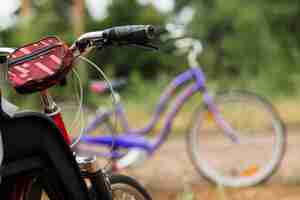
[{"xmin": 80, "ymin": 66, "xmax": 238, "ymax": 158}]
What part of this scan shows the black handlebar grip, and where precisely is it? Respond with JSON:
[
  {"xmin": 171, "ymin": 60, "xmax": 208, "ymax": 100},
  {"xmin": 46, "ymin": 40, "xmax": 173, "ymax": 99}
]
[{"xmin": 103, "ymin": 25, "xmax": 158, "ymax": 43}]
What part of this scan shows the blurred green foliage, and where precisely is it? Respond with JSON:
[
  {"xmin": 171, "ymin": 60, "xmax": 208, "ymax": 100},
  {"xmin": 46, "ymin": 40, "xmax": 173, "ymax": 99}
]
[
  {"xmin": 176, "ymin": 0, "xmax": 300, "ymax": 94},
  {"xmin": 0, "ymin": 0, "xmax": 299, "ymax": 102}
]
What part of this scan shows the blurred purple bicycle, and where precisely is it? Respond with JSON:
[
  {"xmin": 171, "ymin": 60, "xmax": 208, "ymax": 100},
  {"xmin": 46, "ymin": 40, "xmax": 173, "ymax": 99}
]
[
  {"xmin": 78, "ymin": 38, "xmax": 286, "ymax": 188},
  {"xmin": 89, "ymin": 78, "xmax": 127, "ymax": 94}
]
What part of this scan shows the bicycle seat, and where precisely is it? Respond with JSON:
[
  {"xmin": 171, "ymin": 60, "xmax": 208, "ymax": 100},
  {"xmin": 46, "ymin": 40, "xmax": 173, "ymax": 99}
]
[
  {"xmin": 0, "ymin": 111, "xmax": 90, "ymax": 199},
  {"xmin": 0, "ymin": 114, "xmax": 52, "ymax": 176},
  {"xmin": 0, "ymin": 155, "xmax": 46, "ymax": 177},
  {"xmin": 0, "ymin": 97, "xmax": 18, "ymax": 184}
]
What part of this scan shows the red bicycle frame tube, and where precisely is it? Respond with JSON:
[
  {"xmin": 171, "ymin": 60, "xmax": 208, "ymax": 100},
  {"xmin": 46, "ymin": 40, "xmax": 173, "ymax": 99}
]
[
  {"xmin": 50, "ymin": 112, "xmax": 72, "ymax": 145},
  {"xmin": 40, "ymin": 90, "xmax": 72, "ymax": 145}
]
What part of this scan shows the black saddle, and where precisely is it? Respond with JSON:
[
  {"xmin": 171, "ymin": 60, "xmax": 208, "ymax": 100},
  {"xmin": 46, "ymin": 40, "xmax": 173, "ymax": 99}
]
[{"xmin": 0, "ymin": 106, "xmax": 90, "ymax": 199}]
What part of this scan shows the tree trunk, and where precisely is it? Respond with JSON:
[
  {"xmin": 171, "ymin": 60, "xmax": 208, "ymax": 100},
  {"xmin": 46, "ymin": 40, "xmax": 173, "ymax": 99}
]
[
  {"xmin": 71, "ymin": 0, "xmax": 88, "ymax": 91},
  {"xmin": 72, "ymin": 0, "xmax": 85, "ymax": 36},
  {"xmin": 20, "ymin": 0, "xmax": 32, "ymax": 17}
]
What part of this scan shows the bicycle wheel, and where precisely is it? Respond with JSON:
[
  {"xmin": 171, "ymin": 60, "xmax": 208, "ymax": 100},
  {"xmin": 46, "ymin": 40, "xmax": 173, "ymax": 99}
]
[
  {"xmin": 23, "ymin": 172, "xmax": 151, "ymax": 200},
  {"xmin": 187, "ymin": 90, "xmax": 285, "ymax": 187},
  {"xmin": 110, "ymin": 174, "xmax": 151, "ymax": 200},
  {"xmin": 89, "ymin": 174, "xmax": 151, "ymax": 200}
]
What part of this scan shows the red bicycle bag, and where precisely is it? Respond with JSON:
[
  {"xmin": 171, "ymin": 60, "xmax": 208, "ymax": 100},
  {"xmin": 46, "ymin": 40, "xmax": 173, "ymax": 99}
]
[{"xmin": 7, "ymin": 36, "xmax": 73, "ymax": 94}]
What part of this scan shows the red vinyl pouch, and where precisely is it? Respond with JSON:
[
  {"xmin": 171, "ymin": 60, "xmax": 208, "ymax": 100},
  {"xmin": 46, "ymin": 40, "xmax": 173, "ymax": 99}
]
[{"xmin": 7, "ymin": 36, "xmax": 73, "ymax": 94}]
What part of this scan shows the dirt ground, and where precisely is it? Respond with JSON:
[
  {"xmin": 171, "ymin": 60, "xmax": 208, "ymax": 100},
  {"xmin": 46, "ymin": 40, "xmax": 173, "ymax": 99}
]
[{"xmin": 115, "ymin": 129, "xmax": 300, "ymax": 200}]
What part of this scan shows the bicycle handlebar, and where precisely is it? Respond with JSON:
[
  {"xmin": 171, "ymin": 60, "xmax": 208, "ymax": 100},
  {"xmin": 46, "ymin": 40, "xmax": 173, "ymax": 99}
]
[
  {"xmin": 102, "ymin": 25, "xmax": 156, "ymax": 42},
  {"xmin": 1, "ymin": 25, "xmax": 164, "ymax": 57},
  {"xmin": 74, "ymin": 25, "xmax": 164, "ymax": 53},
  {"xmin": 0, "ymin": 48, "xmax": 15, "ymax": 56}
]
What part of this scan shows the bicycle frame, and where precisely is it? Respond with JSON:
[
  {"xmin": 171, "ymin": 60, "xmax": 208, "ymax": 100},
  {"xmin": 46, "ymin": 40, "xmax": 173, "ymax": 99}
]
[
  {"xmin": 82, "ymin": 58, "xmax": 241, "ymax": 158},
  {"xmin": 82, "ymin": 66, "xmax": 226, "ymax": 154}
]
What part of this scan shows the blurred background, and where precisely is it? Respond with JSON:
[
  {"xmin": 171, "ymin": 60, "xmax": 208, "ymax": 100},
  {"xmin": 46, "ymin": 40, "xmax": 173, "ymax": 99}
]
[
  {"xmin": 1, "ymin": 1, "xmax": 300, "ymax": 199},
  {"xmin": 2, "ymin": 0, "xmax": 300, "ymax": 95},
  {"xmin": 1, "ymin": 0, "xmax": 300, "ymax": 122},
  {"xmin": 1, "ymin": 0, "xmax": 300, "ymax": 132}
]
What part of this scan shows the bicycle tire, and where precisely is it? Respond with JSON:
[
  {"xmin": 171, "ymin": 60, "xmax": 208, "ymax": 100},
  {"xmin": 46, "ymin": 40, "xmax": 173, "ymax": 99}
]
[
  {"xmin": 89, "ymin": 174, "xmax": 151, "ymax": 200},
  {"xmin": 25, "ymin": 174, "xmax": 152, "ymax": 200},
  {"xmin": 110, "ymin": 174, "xmax": 151, "ymax": 200},
  {"xmin": 187, "ymin": 90, "xmax": 286, "ymax": 187}
]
